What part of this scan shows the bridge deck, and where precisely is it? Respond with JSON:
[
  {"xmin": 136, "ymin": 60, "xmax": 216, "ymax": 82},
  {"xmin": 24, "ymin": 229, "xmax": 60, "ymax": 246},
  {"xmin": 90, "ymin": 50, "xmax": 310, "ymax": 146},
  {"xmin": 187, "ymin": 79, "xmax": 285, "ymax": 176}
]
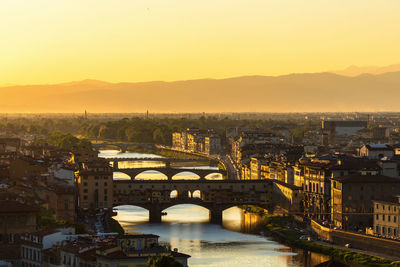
[
  {"xmin": 113, "ymin": 179, "xmax": 269, "ymax": 184},
  {"xmin": 106, "ymin": 157, "xmax": 210, "ymax": 162}
]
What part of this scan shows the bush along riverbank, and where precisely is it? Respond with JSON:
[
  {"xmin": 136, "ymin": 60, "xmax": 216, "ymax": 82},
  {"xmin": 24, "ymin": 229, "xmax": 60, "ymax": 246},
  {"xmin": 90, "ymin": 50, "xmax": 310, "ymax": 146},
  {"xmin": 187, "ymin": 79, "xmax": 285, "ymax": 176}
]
[{"xmin": 242, "ymin": 206, "xmax": 400, "ymax": 267}]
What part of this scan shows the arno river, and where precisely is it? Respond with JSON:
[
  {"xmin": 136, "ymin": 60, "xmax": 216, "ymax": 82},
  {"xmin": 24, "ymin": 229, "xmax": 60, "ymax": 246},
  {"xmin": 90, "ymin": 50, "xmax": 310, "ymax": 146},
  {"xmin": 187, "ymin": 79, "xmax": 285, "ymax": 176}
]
[{"xmin": 99, "ymin": 150, "xmax": 330, "ymax": 267}]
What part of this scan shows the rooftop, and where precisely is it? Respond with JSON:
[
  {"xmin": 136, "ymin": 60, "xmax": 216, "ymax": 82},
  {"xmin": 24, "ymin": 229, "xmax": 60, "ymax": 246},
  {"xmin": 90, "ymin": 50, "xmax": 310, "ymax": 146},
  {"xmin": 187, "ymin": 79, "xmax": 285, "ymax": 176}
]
[{"xmin": 332, "ymin": 174, "xmax": 400, "ymax": 184}]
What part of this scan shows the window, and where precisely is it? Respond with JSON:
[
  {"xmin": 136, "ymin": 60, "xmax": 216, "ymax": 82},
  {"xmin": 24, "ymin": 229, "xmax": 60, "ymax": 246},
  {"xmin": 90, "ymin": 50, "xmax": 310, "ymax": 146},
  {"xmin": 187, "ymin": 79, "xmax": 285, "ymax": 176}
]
[
  {"xmin": 83, "ymin": 195, "xmax": 88, "ymax": 200},
  {"xmin": 84, "ymin": 182, "xmax": 88, "ymax": 186},
  {"xmin": 383, "ymin": 227, "xmax": 386, "ymax": 234},
  {"xmin": 388, "ymin": 215, "xmax": 391, "ymax": 222},
  {"xmin": 376, "ymin": 214, "xmax": 379, "ymax": 220},
  {"xmin": 382, "ymin": 214, "xmax": 385, "ymax": 221},
  {"xmin": 388, "ymin": 228, "xmax": 392, "ymax": 235},
  {"xmin": 395, "ymin": 229, "xmax": 398, "ymax": 236},
  {"xmin": 104, "ymin": 182, "xmax": 107, "ymax": 186},
  {"xmin": 383, "ymin": 205, "xmax": 385, "ymax": 210},
  {"xmin": 84, "ymin": 189, "xmax": 88, "ymax": 193},
  {"xmin": 394, "ymin": 216, "xmax": 397, "ymax": 223}
]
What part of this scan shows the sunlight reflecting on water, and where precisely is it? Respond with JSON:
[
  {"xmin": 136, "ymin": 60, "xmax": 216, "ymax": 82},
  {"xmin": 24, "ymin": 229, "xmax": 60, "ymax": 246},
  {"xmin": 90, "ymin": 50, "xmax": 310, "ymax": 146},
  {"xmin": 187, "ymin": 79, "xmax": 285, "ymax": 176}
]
[
  {"xmin": 104, "ymin": 150, "xmax": 331, "ymax": 266},
  {"xmin": 113, "ymin": 205, "xmax": 329, "ymax": 267}
]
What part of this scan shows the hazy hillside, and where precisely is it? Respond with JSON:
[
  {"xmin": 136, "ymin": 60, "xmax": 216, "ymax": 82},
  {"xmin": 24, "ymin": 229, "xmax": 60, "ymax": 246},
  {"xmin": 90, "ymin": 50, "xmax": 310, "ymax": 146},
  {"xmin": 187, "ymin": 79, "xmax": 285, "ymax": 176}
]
[
  {"xmin": 332, "ymin": 64, "xmax": 400, "ymax": 77},
  {"xmin": 2, "ymin": 72, "xmax": 400, "ymax": 113}
]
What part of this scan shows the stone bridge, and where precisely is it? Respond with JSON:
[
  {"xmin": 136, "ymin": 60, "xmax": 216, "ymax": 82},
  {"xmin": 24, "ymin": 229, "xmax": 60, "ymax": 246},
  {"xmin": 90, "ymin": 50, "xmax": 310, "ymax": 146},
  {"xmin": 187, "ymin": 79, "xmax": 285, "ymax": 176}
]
[
  {"xmin": 113, "ymin": 179, "xmax": 273, "ymax": 223},
  {"xmin": 114, "ymin": 167, "xmax": 227, "ymax": 180},
  {"xmin": 109, "ymin": 157, "xmax": 217, "ymax": 168},
  {"xmin": 92, "ymin": 142, "xmax": 154, "ymax": 153}
]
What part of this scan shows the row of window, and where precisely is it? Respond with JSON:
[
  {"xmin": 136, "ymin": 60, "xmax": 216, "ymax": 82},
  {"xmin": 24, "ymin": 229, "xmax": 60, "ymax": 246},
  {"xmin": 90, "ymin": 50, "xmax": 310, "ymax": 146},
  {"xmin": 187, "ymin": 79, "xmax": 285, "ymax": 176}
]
[
  {"xmin": 376, "ymin": 203, "xmax": 398, "ymax": 212},
  {"xmin": 83, "ymin": 182, "xmax": 108, "ymax": 187},
  {"xmin": 22, "ymin": 246, "xmax": 40, "ymax": 262},
  {"xmin": 376, "ymin": 214, "xmax": 397, "ymax": 223},
  {"xmin": 83, "ymin": 195, "xmax": 108, "ymax": 201},
  {"xmin": 304, "ymin": 183, "xmax": 324, "ymax": 194},
  {"xmin": 376, "ymin": 225, "xmax": 398, "ymax": 236},
  {"xmin": 21, "ymin": 262, "xmax": 40, "ymax": 267},
  {"xmin": 83, "ymin": 189, "xmax": 108, "ymax": 194},
  {"xmin": 0, "ymin": 215, "xmax": 27, "ymax": 225}
]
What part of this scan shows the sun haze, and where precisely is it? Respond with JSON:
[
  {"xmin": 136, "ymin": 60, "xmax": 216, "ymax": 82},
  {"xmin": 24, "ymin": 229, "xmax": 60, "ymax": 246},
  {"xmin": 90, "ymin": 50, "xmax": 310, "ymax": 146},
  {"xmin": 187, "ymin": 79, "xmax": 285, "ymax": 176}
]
[{"xmin": 1, "ymin": 0, "xmax": 400, "ymax": 86}]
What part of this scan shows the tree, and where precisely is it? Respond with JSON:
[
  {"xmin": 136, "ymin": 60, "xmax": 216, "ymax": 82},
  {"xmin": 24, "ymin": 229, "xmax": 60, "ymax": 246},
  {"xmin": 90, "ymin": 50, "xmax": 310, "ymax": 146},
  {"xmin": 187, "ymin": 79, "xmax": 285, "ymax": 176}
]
[{"xmin": 147, "ymin": 255, "xmax": 183, "ymax": 267}]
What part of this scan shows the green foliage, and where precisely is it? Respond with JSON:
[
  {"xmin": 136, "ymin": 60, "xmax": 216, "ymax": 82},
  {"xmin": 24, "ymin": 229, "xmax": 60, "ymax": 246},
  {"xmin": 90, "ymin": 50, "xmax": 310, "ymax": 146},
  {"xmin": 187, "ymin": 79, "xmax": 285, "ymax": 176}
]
[
  {"xmin": 37, "ymin": 207, "xmax": 58, "ymax": 228},
  {"xmin": 147, "ymin": 255, "xmax": 183, "ymax": 267},
  {"xmin": 0, "ymin": 115, "xmax": 320, "ymax": 146},
  {"xmin": 35, "ymin": 132, "xmax": 91, "ymax": 149}
]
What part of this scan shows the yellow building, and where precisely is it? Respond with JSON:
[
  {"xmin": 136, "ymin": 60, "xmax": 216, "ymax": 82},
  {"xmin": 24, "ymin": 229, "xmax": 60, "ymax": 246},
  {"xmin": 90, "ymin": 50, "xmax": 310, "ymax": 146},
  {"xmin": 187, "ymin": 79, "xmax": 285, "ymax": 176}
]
[
  {"xmin": 75, "ymin": 159, "xmax": 114, "ymax": 210},
  {"xmin": 373, "ymin": 196, "xmax": 400, "ymax": 239}
]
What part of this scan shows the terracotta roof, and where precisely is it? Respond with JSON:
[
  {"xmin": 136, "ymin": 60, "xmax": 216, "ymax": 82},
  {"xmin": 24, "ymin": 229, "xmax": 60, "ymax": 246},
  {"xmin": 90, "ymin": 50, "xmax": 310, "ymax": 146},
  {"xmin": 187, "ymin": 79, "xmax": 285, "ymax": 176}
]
[
  {"xmin": 79, "ymin": 248, "xmax": 97, "ymax": 262},
  {"xmin": 332, "ymin": 174, "xmax": 400, "ymax": 184}
]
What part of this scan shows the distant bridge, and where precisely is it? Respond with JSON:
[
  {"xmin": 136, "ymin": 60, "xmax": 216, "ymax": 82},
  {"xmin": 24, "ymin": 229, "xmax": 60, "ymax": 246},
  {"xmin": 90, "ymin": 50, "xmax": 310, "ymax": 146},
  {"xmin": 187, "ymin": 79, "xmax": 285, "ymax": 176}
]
[
  {"xmin": 113, "ymin": 166, "xmax": 226, "ymax": 180},
  {"xmin": 107, "ymin": 157, "xmax": 218, "ymax": 169},
  {"xmin": 113, "ymin": 179, "xmax": 273, "ymax": 223},
  {"xmin": 92, "ymin": 142, "xmax": 154, "ymax": 153}
]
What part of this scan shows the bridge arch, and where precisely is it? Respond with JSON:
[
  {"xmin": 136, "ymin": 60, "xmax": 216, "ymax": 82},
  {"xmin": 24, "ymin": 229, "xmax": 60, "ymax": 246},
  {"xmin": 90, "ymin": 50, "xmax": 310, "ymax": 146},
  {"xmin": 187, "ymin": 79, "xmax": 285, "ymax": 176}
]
[
  {"xmin": 134, "ymin": 170, "xmax": 168, "ymax": 180},
  {"xmin": 112, "ymin": 171, "xmax": 131, "ymax": 180},
  {"xmin": 171, "ymin": 171, "xmax": 201, "ymax": 180},
  {"xmin": 204, "ymin": 172, "xmax": 223, "ymax": 180},
  {"xmin": 96, "ymin": 144, "xmax": 126, "ymax": 152},
  {"xmin": 191, "ymin": 190, "xmax": 202, "ymax": 199}
]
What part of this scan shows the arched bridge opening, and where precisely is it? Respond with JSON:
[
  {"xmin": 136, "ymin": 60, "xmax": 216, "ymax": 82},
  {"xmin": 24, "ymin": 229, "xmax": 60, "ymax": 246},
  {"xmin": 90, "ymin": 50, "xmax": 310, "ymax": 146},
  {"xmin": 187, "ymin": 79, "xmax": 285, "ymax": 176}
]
[
  {"xmin": 134, "ymin": 170, "xmax": 168, "ymax": 180},
  {"xmin": 171, "ymin": 171, "xmax": 201, "ymax": 180}
]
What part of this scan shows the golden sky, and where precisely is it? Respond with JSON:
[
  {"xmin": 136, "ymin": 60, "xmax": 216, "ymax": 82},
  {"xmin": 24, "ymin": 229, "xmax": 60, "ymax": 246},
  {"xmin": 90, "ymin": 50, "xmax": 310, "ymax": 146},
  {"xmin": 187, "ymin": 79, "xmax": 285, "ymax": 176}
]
[{"xmin": 1, "ymin": 0, "xmax": 400, "ymax": 85}]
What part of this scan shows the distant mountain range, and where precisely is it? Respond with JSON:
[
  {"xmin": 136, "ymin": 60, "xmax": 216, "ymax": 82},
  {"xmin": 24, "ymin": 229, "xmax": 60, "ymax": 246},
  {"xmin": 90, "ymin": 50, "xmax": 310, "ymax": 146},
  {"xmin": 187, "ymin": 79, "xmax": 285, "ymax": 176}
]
[
  {"xmin": 2, "ymin": 70, "xmax": 400, "ymax": 113},
  {"xmin": 331, "ymin": 64, "xmax": 400, "ymax": 77}
]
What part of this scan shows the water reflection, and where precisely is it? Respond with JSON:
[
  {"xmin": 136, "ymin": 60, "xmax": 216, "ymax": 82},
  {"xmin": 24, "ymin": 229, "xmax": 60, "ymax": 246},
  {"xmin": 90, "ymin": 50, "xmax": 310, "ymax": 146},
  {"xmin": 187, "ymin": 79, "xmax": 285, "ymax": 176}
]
[
  {"xmin": 114, "ymin": 205, "xmax": 330, "ymax": 267},
  {"xmin": 105, "ymin": 150, "xmax": 331, "ymax": 266}
]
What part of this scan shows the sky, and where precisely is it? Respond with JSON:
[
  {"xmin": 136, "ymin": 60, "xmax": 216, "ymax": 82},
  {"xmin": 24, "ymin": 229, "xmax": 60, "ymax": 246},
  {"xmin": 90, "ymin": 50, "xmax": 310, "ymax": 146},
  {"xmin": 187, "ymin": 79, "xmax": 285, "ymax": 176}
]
[{"xmin": 1, "ymin": 0, "xmax": 400, "ymax": 85}]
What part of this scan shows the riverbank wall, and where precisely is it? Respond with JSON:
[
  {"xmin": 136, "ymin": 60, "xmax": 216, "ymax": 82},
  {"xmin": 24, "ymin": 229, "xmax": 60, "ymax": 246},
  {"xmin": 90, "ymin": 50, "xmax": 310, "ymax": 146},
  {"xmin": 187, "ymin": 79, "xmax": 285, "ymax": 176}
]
[{"xmin": 310, "ymin": 220, "xmax": 400, "ymax": 258}]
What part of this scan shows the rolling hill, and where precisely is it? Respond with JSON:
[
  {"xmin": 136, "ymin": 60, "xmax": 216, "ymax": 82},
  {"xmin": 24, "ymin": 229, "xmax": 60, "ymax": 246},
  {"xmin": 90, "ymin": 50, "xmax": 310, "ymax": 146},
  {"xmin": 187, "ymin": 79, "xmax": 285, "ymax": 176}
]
[{"xmin": 1, "ymin": 72, "xmax": 400, "ymax": 113}]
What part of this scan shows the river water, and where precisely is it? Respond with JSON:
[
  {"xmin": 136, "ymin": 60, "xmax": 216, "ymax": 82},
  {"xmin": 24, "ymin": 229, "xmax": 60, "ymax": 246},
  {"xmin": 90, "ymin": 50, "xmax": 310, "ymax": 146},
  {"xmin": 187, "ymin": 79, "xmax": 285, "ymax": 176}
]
[{"xmin": 99, "ymin": 150, "xmax": 330, "ymax": 267}]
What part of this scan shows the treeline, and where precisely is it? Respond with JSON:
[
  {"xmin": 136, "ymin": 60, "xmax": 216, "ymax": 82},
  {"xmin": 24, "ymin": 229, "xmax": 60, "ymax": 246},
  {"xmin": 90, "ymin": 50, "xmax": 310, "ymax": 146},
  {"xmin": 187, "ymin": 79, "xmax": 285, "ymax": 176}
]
[
  {"xmin": 34, "ymin": 132, "xmax": 92, "ymax": 150},
  {"xmin": 0, "ymin": 116, "xmax": 320, "ymax": 145}
]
